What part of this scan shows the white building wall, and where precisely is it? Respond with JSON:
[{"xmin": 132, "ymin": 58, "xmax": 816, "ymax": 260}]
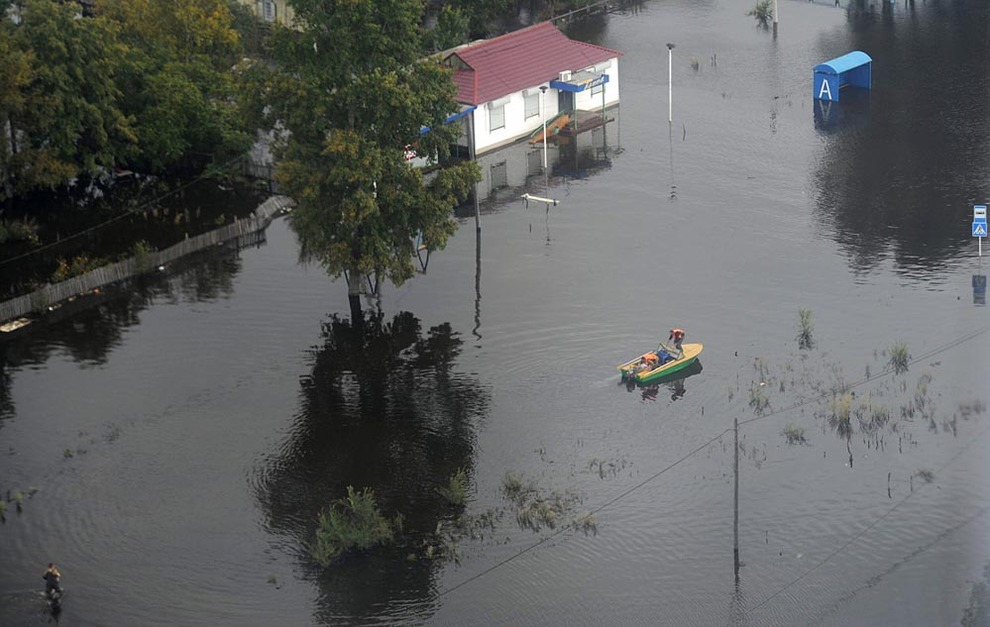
[
  {"xmin": 473, "ymin": 85, "xmax": 560, "ymax": 154},
  {"xmin": 574, "ymin": 59, "xmax": 621, "ymax": 111},
  {"xmin": 471, "ymin": 56, "xmax": 620, "ymax": 154}
]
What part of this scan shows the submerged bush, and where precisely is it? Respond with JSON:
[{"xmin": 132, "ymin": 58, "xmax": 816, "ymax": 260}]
[
  {"xmin": 438, "ymin": 468, "xmax": 469, "ymax": 507},
  {"xmin": 748, "ymin": 0, "xmax": 773, "ymax": 28},
  {"xmin": 311, "ymin": 486, "xmax": 403, "ymax": 567},
  {"xmin": 782, "ymin": 423, "xmax": 807, "ymax": 445},
  {"xmin": 797, "ymin": 308, "xmax": 814, "ymax": 350},
  {"xmin": 889, "ymin": 342, "xmax": 910, "ymax": 374}
]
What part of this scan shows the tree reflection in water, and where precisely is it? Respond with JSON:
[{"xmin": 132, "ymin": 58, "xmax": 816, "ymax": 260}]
[{"xmin": 255, "ymin": 310, "xmax": 489, "ymax": 623}]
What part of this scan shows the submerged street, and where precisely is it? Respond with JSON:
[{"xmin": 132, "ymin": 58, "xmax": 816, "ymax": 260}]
[{"xmin": 2, "ymin": 1, "xmax": 989, "ymax": 625}]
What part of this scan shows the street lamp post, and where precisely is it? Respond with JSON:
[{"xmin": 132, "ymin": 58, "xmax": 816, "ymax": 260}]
[
  {"xmin": 666, "ymin": 43, "xmax": 675, "ymax": 124},
  {"xmin": 540, "ymin": 85, "xmax": 548, "ymax": 197}
]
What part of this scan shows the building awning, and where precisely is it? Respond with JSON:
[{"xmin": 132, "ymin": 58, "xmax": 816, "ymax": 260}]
[
  {"xmin": 419, "ymin": 105, "xmax": 477, "ymax": 135},
  {"xmin": 549, "ymin": 71, "xmax": 609, "ymax": 93}
]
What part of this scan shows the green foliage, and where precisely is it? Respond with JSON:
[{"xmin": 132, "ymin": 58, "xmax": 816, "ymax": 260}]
[
  {"xmin": 889, "ymin": 342, "xmax": 910, "ymax": 374},
  {"xmin": 438, "ymin": 468, "xmax": 469, "ymax": 507},
  {"xmin": 311, "ymin": 486, "xmax": 403, "ymax": 566},
  {"xmin": 427, "ymin": 5, "xmax": 470, "ymax": 52},
  {"xmin": 226, "ymin": 0, "xmax": 266, "ymax": 56},
  {"xmin": 782, "ymin": 423, "xmax": 807, "ymax": 445},
  {"xmin": 0, "ymin": 218, "xmax": 40, "ymax": 245},
  {"xmin": 748, "ymin": 0, "xmax": 774, "ymax": 28},
  {"xmin": 749, "ymin": 382, "xmax": 770, "ymax": 415},
  {"xmin": 262, "ymin": 0, "xmax": 480, "ymax": 297},
  {"xmin": 828, "ymin": 392, "xmax": 855, "ymax": 440},
  {"xmin": 797, "ymin": 308, "xmax": 814, "ymax": 350},
  {"xmin": 52, "ymin": 254, "xmax": 105, "ymax": 283},
  {"xmin": 131, "ymin": 239, "xmax": 156, "ymax": 272},
  {"xmin": 97, "ymin": 0, "xmax": 252, "ymax": 173},
  {"xmin": 3, "ymin": 0, "xmax": 135, "ymax": 195}
]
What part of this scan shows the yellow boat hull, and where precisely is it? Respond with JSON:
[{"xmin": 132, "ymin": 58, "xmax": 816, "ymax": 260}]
[{"xmin": 617, "ymin": 343, "xmax": 704, "ymax": 384}]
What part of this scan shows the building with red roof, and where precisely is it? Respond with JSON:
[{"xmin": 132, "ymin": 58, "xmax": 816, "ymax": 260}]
[{"xmin": 443, "ymin": 22, "xmax": 623, "ymax": 154}]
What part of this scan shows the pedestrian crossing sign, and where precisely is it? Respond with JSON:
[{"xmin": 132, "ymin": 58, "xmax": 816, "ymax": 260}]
[{"xmin": 975, "ymin": 222, "xmax": 988, "ymax": 237}]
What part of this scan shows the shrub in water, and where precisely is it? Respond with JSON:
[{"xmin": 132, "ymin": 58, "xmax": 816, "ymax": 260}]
[
  {"xmin": 889, "ymin": 342, "xmax": 910, "ymax": 374},
  {"xmin": 748, "ymin": 0, "xmax": 773, "ymax": 28},
  {"xmin": 438, "ymin": 468, "xmax": 469, "ymax": 507},
  {"xmin": 311, "ymin": 486, "xmax": 403, "ymax": 567},
  {"xmin": 797, "ymin": 308, "xmax": 814, "ymax": 350},
  {"xmin": 782, "ymin": 423, "xmax": 807, "ymax": 445}
]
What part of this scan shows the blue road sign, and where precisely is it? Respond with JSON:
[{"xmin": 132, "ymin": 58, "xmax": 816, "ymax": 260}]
[{"xmin": 975, "ymin": 222, "xmax": 988, "ymax": 237}]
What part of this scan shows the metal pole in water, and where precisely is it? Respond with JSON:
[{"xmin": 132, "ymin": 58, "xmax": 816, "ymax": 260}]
[
  {"xmin": 666, "ymin": 43, "xmax": 675, "ymax": 124},
  {"xmin": 540, "ymin": 85, "xmax": 549, "ymax": 199},
  {"xmin": 773, "ymin": 0, "xmax": 779, "ymax": 37},
  {"xmin": 734, "ymin": 417, "xmax": 740, "ymax": 581}
]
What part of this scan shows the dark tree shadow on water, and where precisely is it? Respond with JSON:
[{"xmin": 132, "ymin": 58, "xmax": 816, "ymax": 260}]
[{"xmin": 254, "ymin": 310, "xmax": 489, "ymax": 624}]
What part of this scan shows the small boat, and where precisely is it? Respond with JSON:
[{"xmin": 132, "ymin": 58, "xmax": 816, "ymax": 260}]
[{"xmin": 617, "ymin": 343, "xmax": 704, "ymax": 384}]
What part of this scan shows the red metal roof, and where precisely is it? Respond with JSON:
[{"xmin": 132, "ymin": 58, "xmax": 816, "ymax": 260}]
[{"xmin": 446, "ymin": 22, "xmax": 623, "ymax": 106}]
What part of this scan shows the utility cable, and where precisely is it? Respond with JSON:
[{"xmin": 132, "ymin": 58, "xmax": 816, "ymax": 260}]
[
  {"xmin": 732, "ymin": 419, "xmax": 990, "ymax": 624},
  {"xmin": 439, "ymin": 426, "xmax": 732, "ymax": 598},
  {"xmin": 441, "ymin": 324, "xmax": 989, "ymax": 598},
  {"xmin": 738, "ymin": 323, "xmax": 990, "ymax": 428}
]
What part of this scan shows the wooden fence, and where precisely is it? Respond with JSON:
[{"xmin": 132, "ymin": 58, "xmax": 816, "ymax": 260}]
[{"xmin": 0, "ymin": 195, "xmax": 295, "ymax": 326}]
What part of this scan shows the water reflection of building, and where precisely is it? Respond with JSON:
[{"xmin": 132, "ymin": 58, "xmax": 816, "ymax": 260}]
[
  {"xmin": 471, "ymin": 106, "xmax": 621, "ymax": 206},
  {"xmin": 812, "ymin": 89, "xmax": 871, "ymax": 135}
]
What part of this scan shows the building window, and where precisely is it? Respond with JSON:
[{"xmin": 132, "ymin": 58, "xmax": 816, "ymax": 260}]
[
  {"xmin": 491, "ymin": 161, "xmax": 508, "ymax": 189},
  {"xmin": 488, "ymin": 98, "xmax": 507, "ymax": 132},
  {"xmin": 259, "ymin": 0, "xmax": 276, "ymax": 22},
  {"xmin": 524, "ymin": 91, "xmax": 539, "ymax": 119},
  {"xmin": 591, "ymin": 80, "xmax": 604, "ymax": 97}
]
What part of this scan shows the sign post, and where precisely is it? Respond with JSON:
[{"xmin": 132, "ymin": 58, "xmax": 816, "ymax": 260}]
[{"xmin": 974, "ymin": 205, "xmax": 987, "ymax": 257}]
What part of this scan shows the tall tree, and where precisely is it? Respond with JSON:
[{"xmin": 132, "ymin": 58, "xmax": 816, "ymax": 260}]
[
  {"xmin": 0, "ymin": 16, "xmax": 34, "ymax": 201},
  {"xmin": 260, "ymin": 0, "xmax": 479, "ymax": 319},
  {"xmin": 4, "ymin": 0, "xmax": 135, "ymax": 196},
  {"xmin": 93, "ymin": 0, "xmax": 251, "ymax": 173}
]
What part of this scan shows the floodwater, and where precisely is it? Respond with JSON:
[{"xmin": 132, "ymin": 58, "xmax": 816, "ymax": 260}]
[{"xmin": 2, "ymin": 1, "xmax": 989, "ymax": 625}]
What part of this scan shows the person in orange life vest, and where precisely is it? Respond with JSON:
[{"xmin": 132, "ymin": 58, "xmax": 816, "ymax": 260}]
[{"xmin": 668, "ymin": 328, "xmax": 685, "ymax": 353}]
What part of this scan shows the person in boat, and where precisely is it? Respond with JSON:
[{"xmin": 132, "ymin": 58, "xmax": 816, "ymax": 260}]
[
  {"xmin": 639, "ymin": 353, "xmax": 659, "ymax": 371},
  {"xmin": 43, "ymin": 562, "xmax": 61, "ymax": 597},
  {"xmin": 668, "ymin": 328, "xmax": 685, "ymax": 354}
]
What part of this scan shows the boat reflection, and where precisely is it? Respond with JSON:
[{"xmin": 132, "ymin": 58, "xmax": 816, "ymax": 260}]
[{"xmin": 623, "ymin": 359, "xmax": 703, "ymax": 401}]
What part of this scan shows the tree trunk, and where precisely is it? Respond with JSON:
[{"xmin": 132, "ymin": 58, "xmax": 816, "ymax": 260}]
[{"xmin": 348, "ymin": 292, "xmax": 363, "ymax": 328}]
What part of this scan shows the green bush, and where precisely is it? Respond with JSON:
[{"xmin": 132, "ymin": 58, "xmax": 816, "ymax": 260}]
[
  {"xmin": 438, "ymin": 468, "xmax": 469, "ymax": 507},
  {"xmin": 797, "ymin": 308, "xmax": 814, "ymax": 350},
  {"xmin": 52, "ymin": 254, "xmax": 105, "ymax": 283},
  {"xmin": 782, "ymin": 423, "xmax": 807, "ymax": 445},
  {"xmin": 311, "ymin": 486, "xmax": 403, "ymax": 566},
  {"xmin": 889, "ymin": 342, "xmax": 910, "ymax": 374},
  {"xmin": 748, "ymin": 0, "xmax": 774, "ymax": 28}
]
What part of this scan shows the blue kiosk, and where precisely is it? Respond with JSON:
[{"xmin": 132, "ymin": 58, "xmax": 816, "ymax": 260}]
[{"xmin": 813, "ymin": 51, "xmax": 872, "ymax": 102}]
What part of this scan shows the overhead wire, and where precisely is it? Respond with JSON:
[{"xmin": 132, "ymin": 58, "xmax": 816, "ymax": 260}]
[
  {"xmin": 734, "ymin": 418, "xmax": 990, "ymax": 624},
  {"xmin": 440, "ymin": 323, "xmax": 990, "ymax": 598}
]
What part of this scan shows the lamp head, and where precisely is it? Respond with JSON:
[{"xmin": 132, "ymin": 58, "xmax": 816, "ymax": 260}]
[
  {"xmin": 539, "ymin": 85, "xmax": 548, "ymax": 93},
  {"xmin": 666, "ymin": 43, "xmax": 675, "ymax": 50}
]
